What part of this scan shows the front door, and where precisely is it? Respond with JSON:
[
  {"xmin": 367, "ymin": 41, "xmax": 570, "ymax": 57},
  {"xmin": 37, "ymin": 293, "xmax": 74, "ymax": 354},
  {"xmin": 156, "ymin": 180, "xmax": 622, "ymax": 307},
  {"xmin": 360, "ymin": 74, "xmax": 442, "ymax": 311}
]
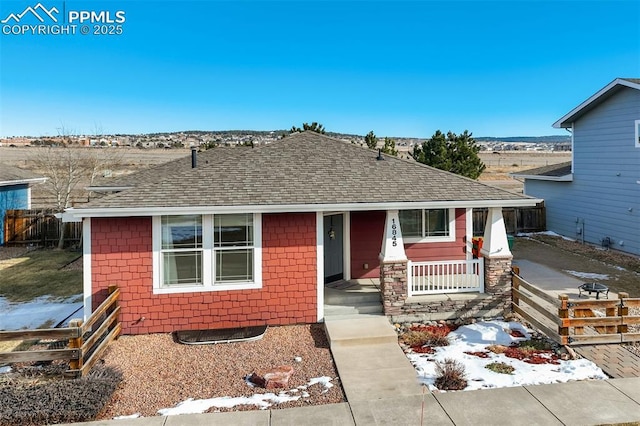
[{"xmin": 323, "ymin": 214, "xmax": 344, "ymax": 283}]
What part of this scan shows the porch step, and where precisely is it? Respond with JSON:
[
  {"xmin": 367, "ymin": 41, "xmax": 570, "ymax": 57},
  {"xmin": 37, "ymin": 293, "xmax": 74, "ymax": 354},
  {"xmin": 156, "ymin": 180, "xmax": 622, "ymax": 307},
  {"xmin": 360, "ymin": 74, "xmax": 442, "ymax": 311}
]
[
  {"xmin": 324, "ymin": 316, "xmax": 399, "ymax": 347},
  {"xmin": 323, "ymin": 312, "xmax": 385, "ymax": 321},
  {"xmin": 324, "ymin": 289, "xmax": 382, "ymax": 305},
  {"xmin": 324, "ymin": 302, "xmax": 383, "ymax": 317}
]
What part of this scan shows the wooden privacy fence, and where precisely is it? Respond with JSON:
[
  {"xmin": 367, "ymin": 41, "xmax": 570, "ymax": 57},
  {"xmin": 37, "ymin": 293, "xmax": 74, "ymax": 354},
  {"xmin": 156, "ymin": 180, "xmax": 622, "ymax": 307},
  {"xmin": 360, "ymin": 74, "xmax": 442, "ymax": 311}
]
[
  {"xmin": 0, "ymin": 286, "xmax": 120, "ymax": 377},
  {"xmin": 512, "ymin": 268, "xmax": 640, "ymax": 345},
  {"xmin": 473, "ymin": 204, "xmax": 545, "ymax": 236},
  {"xmin": 4, "ymin": 209, "xmax": 82, "ymax": 246}
]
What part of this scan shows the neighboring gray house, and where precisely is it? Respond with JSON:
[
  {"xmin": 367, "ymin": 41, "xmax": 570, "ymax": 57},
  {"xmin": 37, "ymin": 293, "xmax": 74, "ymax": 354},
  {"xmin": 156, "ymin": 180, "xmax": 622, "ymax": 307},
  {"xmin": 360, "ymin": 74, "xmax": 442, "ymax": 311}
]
[{"xmin": 512, "ymin": 78, "xmax": 640, "ymax": 255}]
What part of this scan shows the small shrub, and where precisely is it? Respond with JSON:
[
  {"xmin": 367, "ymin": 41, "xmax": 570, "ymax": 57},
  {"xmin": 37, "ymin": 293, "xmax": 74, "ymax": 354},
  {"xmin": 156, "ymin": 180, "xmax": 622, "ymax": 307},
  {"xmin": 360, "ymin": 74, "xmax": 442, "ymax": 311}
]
[
  {"xmin": 487, "ymin": 344, "xmax": 508, "ymax": 354},
  {"xmin": 516, "ymin": 338, "xmax": 551, "ymax": 351},
  {"xmin": 410, "ymin": 345, "xmax": 435, "ymax": 354},
  {"xmin": 503, "ymin": 345, "xmax": 560, "ymax": 365},
  {"xmin": 0, "ymin": 365, "xmax": 122, "ymax": 426},
  {"xmin": 401, "ymin": 330, "xmax": 431, "ymax": 347},
  {"xmin": 434, "ymin": 358, "xmax": 467, "ymax": 391},
  {"xmin": 401, "ymin": 325, "xmax": 451, "ymax": 348},
  {"xmin": 486, "ymin": 362, "xmax": 515, "ymax": 375},
  {"xmin": 410, "ymin": 324, "xmax": 457, "ymax": 337}
]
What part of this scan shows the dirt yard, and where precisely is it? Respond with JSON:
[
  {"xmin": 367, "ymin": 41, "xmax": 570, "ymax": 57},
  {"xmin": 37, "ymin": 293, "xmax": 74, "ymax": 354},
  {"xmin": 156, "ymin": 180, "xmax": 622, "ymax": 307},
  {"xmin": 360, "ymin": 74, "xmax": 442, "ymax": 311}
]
[{"xmin": 512, "ymin": 234, "xmax": 640, "ymax": 297}]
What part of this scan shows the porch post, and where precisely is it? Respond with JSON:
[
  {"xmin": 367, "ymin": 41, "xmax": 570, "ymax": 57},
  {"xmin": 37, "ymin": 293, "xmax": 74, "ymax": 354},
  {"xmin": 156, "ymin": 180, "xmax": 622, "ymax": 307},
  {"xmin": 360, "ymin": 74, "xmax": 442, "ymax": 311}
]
[
  {"xmin": 480, "ymin": 208, "xmax": 513, "ymax": 309},
  {"xmin": 379, "ymin": 210, "xmax": 408, "ymax": 316}
]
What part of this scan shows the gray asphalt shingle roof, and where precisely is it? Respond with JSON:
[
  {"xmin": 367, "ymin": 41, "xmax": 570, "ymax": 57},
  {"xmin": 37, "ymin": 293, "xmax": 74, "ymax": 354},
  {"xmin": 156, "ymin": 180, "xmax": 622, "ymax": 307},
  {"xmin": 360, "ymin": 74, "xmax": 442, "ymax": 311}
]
[
  {"xmin": 82, "ymin": 132, "xmax": 532, "ymax": 210},
  {"xmin": 0, "ymin": 165, "xmax": 46, "ymax": 186},
  {"xmin": 512, "ymin": 162, "xmax": 572, "ymax": 178}
]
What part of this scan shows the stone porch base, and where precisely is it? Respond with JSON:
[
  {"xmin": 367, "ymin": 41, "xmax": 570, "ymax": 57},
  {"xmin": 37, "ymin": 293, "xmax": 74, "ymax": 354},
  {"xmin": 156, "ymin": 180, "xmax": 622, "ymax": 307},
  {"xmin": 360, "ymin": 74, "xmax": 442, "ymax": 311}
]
[{"xmin": 388, "ymin": 292, "xmax": 510, "ymax": 324}]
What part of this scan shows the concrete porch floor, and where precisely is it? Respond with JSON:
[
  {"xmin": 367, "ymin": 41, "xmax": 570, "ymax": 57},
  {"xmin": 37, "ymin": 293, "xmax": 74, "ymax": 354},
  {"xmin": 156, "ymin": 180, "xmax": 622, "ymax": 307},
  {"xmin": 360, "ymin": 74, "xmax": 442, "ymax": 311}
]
[{"xmin": 324, "ymin": 279, "xmax": 383, "ymax": 319}]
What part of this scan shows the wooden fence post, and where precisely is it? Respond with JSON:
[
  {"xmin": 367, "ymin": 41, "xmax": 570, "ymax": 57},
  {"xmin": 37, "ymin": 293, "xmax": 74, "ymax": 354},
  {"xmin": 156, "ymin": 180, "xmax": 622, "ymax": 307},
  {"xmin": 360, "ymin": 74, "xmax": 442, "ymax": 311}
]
[
  {"xmin": 574, "ymin": 307, "xmax": 585, "ymax": 335},
  {"xmin": 68, "ymin": 319, "xmax": 84, "ymax": 375},
  {"xmin": 511, "ymin": 266, "xmax": 520, "ymax": 308},
  {"xmin": 618, "ymin": 292, "xmax": 629, "ymax": 334},
  {"xmin": 558, "ymin": 294, "xmax": 570, "ymax": 345}
]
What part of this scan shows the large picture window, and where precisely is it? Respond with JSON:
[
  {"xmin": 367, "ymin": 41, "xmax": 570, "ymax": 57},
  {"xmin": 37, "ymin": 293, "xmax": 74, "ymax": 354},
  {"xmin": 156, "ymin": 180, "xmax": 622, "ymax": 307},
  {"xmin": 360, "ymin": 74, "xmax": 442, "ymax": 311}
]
[
  {"xmin": 153, "ymin": 213, "xmax": 261, "ymax": 293},
  {"xmin": 399, "ymin": 209, "xmax": 455, "ymax": 242}
]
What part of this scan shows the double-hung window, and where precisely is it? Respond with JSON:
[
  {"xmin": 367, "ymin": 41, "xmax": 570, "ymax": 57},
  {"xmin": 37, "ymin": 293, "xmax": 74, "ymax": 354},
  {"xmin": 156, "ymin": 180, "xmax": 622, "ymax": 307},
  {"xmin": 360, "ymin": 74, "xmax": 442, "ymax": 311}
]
[
  {"xmin": 161, "ymin": 215, "xmax": 203, "ymax": 286},
  {"xmin": 399, "ymin": 209, "xmax": 455, "ymax": 242},
  {"xmin": 214, "ymin": 214, "xmax": 254, "ymax": 282},
  {"xmin": 153, "ymin": 213, "xmax": 261, "ymax": 293}
]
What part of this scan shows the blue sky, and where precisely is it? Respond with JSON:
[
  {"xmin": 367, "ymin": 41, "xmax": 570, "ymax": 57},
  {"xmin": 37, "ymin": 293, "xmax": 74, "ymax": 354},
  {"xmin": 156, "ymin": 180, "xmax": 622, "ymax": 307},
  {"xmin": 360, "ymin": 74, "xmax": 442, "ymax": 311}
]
[{"xmin": 1, "ymin": 0, "xmax": 639, "ymax": 137}]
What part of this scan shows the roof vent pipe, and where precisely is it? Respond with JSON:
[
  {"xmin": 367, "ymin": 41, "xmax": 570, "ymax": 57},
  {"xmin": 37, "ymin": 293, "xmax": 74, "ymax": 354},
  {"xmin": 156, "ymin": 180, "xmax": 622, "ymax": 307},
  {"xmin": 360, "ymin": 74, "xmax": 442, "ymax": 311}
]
[
  {"xmin": 376, "ymin": 148, "xmax": 384, "ymax": 161},
  {"xmin": 191, "ymin": 147, "xmax": 197, "ymax": 168}
]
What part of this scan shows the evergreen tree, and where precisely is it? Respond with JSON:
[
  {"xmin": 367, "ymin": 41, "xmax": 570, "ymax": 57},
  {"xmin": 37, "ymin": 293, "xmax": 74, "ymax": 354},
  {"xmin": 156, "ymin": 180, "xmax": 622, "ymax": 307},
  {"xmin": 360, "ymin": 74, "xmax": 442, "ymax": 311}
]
[
  {"xmin": 364, "ymin": 131, "xmax": 378, "ymax": 149},
  {"xmin": 381, "ymin": 137, "xmax": 398, "ymax": 156},
  {"xmin": 412, "ymin": 130, "xmax": 485, "ymax": 179},
  {"xmin": 290, "ymin": 122, "xmax": 326, "ymax": 134}
]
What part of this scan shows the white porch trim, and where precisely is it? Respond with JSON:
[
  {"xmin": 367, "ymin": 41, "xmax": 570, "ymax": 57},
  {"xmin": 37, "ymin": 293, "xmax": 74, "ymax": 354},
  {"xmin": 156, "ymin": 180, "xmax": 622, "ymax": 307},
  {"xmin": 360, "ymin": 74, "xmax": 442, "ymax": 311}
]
[
  {"xmin": 379, "ymin": 210, "xmax": 407, "ymax": 262},
  {"xmin": 63, "ymin": 198, "xmax": 542, "ymax": 220},
  {"xmin": 343, "ymin": 211, "xmax": 351, "ymax": 281},
  {"xmin": 480, "ymin": 207, "xmax": 512, "ymax": 258},
  {"xmin": 82, "ymin": 218, "xmax": 92, "ymax": 321},
  {"xmin": 316, "ymin": 212, "xmax": 324, "ymax": 322},
  {"xmin": 466, "ymin": 208, "xmax": 473, "ymax": 261}
]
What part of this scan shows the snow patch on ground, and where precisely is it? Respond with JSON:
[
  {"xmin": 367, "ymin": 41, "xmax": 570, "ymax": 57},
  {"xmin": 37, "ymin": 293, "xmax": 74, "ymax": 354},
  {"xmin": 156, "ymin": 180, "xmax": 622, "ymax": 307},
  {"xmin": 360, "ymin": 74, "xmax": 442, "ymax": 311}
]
[
  {"xmin": 406, "ymin": 320, "xmax": 607, "ymax": 392},
  {"xmin": 0, "ymin": 295, "xmax": 83, "ymax": 331},
  {"xmin": 113, "ymin": 413, "xmax": 141, "ymax": 420},
  {"xmin": 156, "ymin": 376, "xmax": 334, "ymax": 416},
  {"xmin": 564, "ymin": 270, "xmax": 610, "ymax": 280},
  {"xmin": 517, "ymin": 231, "xmax": 575, "ymax": 241}
]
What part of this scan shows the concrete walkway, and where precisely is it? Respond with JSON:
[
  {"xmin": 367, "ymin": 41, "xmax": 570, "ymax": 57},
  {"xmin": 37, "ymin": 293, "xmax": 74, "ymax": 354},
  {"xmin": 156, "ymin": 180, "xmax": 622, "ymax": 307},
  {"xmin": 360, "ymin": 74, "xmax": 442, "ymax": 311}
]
[
  {"xmin": 512, "ymin": 259, "xmax": 599, "ymax": 299},
  {"xmin": 71, "ymin": 315, "xmax": 640, "ymax": 426}
]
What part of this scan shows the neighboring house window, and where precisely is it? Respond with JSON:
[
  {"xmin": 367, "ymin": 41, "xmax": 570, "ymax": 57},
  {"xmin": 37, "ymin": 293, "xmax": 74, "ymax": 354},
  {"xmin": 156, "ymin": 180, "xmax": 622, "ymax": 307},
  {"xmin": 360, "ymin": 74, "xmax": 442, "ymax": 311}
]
[
  {"xmin": 153, "ymin": 213, "xmax": 262, "ymax": 294},
  {"xmin": 399, "ymin": 209, "xmax": 455, "ymax": 242},
  {"xmin": 635, "ymin": 120, "xmax": 640, "ymax": 148}
]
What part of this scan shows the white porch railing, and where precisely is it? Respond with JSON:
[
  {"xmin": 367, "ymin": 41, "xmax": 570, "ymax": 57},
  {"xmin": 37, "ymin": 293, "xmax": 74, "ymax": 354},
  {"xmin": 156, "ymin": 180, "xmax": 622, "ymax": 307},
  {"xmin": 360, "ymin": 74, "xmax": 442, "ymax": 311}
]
[{"xmin": 407, "ymin": 258, "xmax": 484, "ymax": 296}]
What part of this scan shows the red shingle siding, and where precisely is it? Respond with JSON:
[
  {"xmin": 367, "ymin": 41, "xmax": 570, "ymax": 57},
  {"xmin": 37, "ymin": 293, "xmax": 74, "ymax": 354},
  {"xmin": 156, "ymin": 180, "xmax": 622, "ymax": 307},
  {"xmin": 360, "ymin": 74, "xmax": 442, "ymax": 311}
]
[
  {"xmin": 90, "ymin": 213, "xmax": 317, "ymax": 335},
  {"xmin": 350, "ymin": 211, "xmax": 385, "ymax": 279}
]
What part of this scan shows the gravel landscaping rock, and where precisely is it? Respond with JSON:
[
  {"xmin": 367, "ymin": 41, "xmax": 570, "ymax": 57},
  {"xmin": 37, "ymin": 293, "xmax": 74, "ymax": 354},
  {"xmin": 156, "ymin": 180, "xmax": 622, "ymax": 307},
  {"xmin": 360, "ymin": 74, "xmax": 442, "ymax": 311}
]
[{"xmin": 97, "ymin": 323, "xmax": 345, "ymax": 419}]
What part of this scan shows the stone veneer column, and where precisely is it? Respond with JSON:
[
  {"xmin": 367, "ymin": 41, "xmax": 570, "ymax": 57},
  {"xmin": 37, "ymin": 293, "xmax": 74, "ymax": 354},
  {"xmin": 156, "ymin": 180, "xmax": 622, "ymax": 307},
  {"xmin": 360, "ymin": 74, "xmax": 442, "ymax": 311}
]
[
  {"xmin": 480, "ymin": 207, "xmax": 513, "ymax": 311},
  {"xmin": 379, "ymin": 210, "xmax": 408, "ymax": 316},
  {"xmin": 380, "ymin": 260, "xmax": 408, "ymax": 316},
  {"xmin": 483, "ymin": 256, "xmax": 513, "ymax": 295}
]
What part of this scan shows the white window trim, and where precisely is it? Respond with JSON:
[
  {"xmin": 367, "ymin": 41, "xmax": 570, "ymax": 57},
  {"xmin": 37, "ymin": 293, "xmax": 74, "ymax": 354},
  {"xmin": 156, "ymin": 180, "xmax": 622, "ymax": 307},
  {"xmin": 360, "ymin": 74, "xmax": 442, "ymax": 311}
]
[
  {"xmin": 152, "ymin": 213, "xmax": 262, "ymax": 294},
  {"xmin": 402, "ymin": 208, "xmax": 456, "ymax": 244},
  {"xmin": 635, "ymin": 119, "xmax": 640, "ymax": 148}
]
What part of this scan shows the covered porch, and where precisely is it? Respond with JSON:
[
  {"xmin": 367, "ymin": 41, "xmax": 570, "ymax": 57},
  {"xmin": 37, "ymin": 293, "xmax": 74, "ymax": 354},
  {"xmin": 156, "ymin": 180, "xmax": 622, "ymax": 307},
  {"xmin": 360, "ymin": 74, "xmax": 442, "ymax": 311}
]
[{"xmin": 321, "ymin": 207, "xmax": 514, "ymax": 322}]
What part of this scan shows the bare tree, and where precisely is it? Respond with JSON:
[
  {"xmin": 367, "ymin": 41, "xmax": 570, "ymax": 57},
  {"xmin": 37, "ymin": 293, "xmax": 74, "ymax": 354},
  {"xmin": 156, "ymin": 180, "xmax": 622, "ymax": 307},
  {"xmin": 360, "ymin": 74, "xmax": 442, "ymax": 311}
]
[
  {"xmin": 30, "ymin": 123, "xmax": 122, "ymax": 248},
  {"xmin": 31, "ymin": 146, "xmax": 89, "ymax": 248}
]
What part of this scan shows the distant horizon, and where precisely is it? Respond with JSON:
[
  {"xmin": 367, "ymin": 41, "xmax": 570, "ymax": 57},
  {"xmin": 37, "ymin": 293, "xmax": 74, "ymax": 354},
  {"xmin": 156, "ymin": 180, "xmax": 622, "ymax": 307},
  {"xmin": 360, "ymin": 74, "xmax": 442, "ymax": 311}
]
[
  {"xmin": 1, "ymin": 1, "xmax": 638, "ymax": 138},
  {"xmin": 0, "ymin": 129, "xmax": 571, "ymax": 140}
]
